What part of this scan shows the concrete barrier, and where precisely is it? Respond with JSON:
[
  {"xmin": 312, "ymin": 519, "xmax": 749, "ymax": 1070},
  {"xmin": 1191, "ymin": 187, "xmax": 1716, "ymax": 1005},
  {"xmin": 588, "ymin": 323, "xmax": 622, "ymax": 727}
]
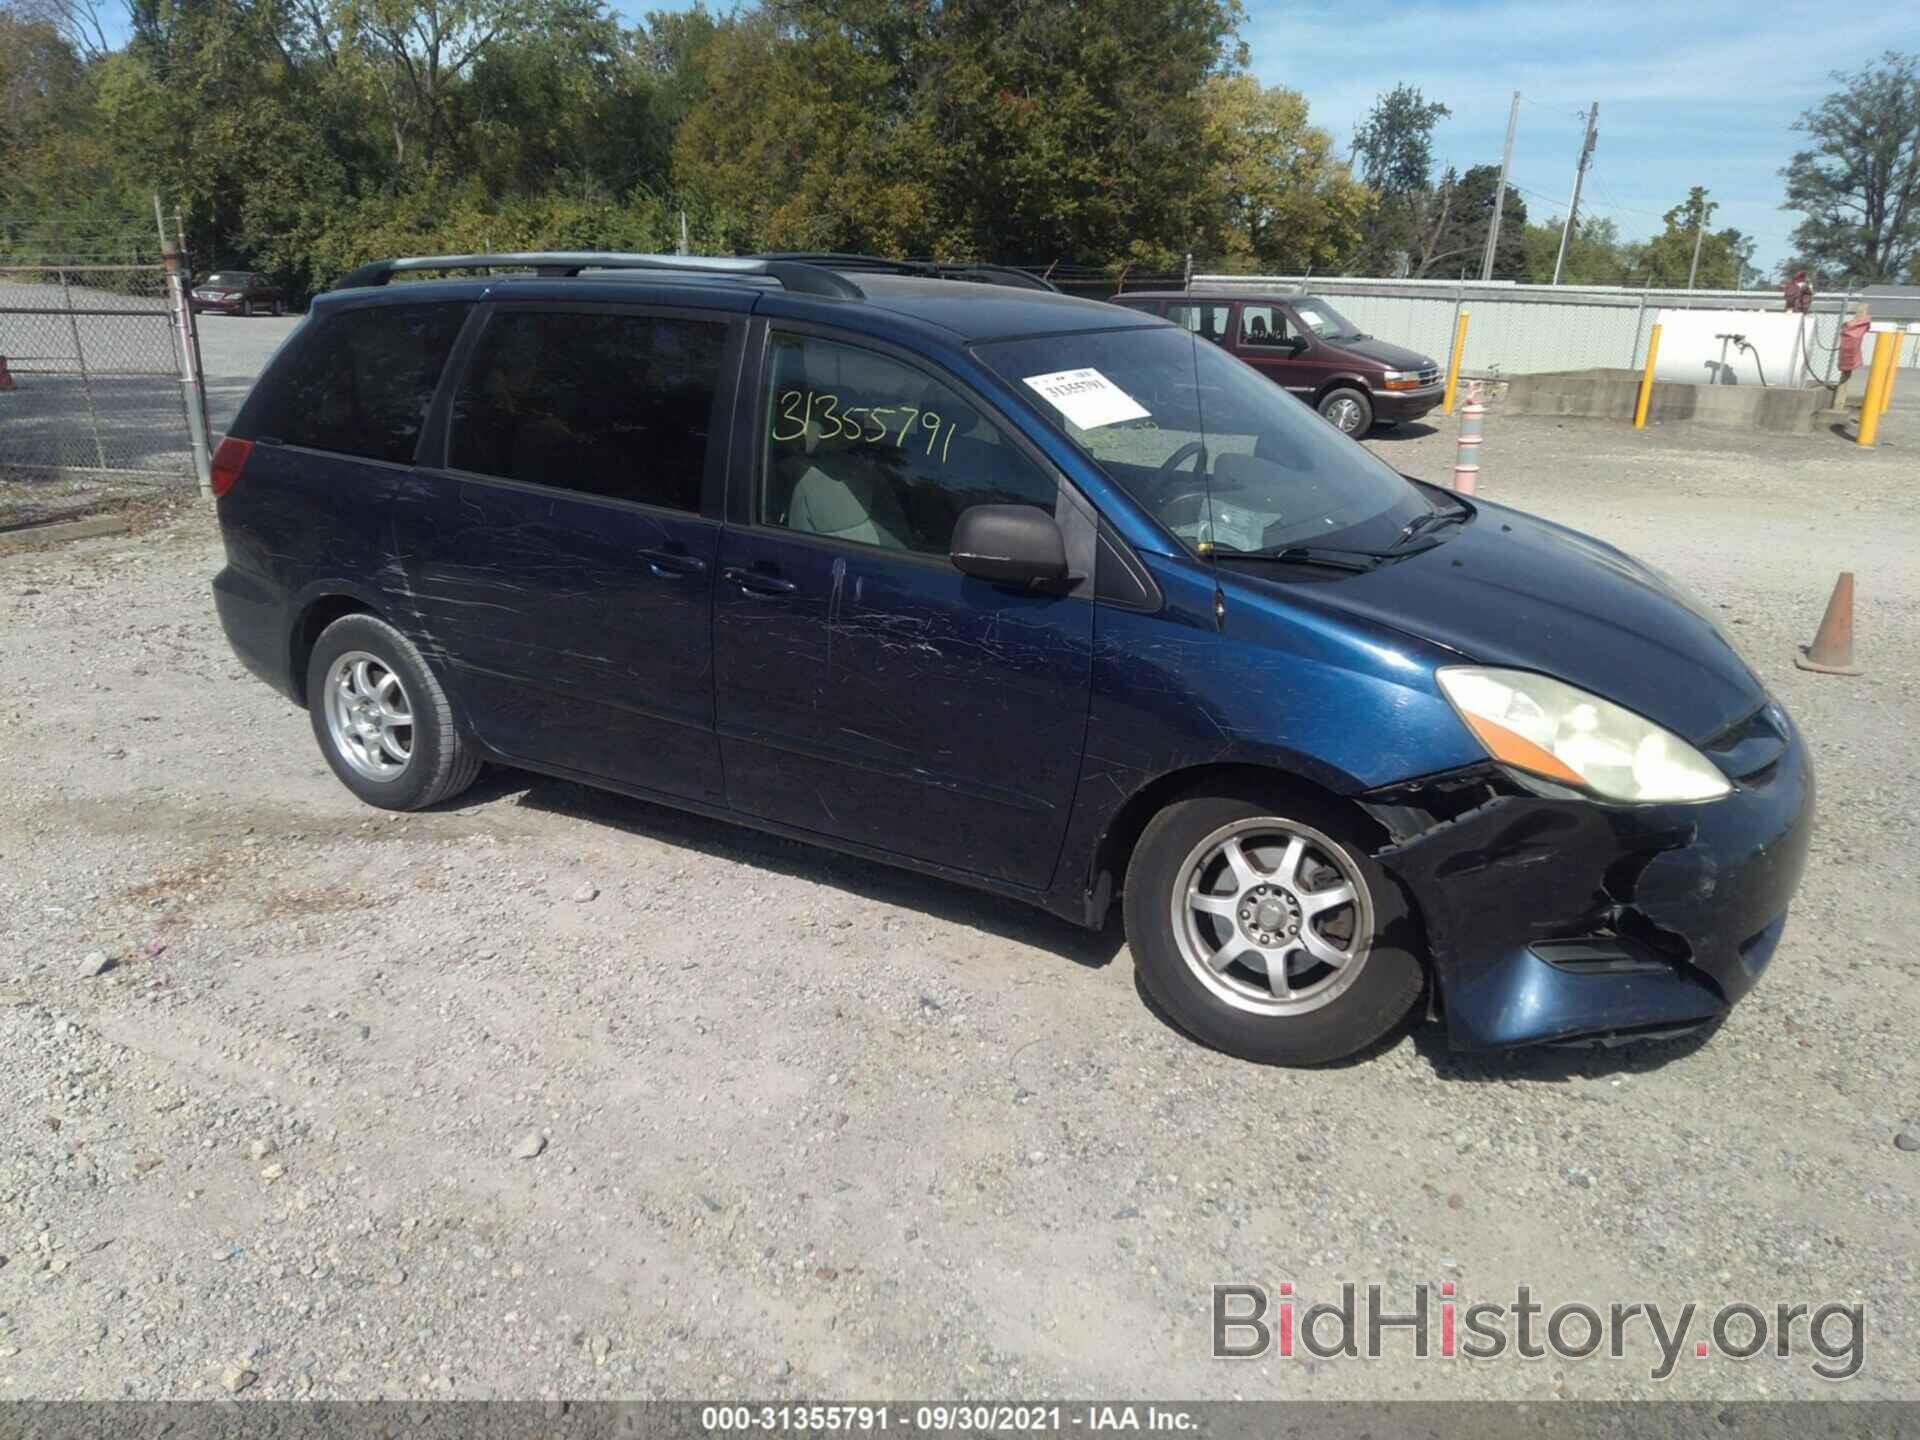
[{"xmin": 1500, "ymin": 367, "xmax": 1826, "ymax": 434}]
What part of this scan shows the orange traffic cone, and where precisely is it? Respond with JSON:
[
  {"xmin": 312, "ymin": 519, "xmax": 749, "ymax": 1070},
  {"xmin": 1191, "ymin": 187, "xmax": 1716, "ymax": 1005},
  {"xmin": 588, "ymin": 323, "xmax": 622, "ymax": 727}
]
[
  {"xmin": 0, "ymin": 355, "xmax": 15, "ymax": 393},
  {"xmin": 1795, "ymin": 572, "xmax": 1862, "ymax": 674}
]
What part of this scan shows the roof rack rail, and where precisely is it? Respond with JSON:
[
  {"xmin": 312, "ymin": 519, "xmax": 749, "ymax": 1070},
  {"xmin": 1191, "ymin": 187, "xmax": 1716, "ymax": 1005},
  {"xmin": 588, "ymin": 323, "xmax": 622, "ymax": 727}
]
[
  {"xmin": 333, "ymin": 252, "xmax": 864, "ymax": 299},
  {"xmin": 751, "ymin": 252, "xmax": 1062, "ymax": 294}
]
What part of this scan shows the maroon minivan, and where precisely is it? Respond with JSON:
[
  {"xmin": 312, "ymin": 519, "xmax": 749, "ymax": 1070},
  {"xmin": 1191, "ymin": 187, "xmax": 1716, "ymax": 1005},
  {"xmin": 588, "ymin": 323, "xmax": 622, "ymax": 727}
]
[{"xmin": 1111, "ymin": 292, "xmax": 1442, "ymax": 436}]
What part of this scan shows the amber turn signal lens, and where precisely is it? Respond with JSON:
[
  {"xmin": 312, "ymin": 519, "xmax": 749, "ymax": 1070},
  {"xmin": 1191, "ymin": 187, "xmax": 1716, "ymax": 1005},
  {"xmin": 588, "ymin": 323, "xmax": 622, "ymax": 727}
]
[{"xmin": 1456, "ymin": 712, "xmax": 1589, "ymax": 787}]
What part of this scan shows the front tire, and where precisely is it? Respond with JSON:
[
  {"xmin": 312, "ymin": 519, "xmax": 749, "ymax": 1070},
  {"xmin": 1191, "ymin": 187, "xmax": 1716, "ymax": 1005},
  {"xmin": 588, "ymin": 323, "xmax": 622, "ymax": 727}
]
[
  {"xmin": 306, "ymin": 613, "xmax": 481, "ymax": 811},
  {"xmin": 1318, "ymin": 386, "xmax": 1373, "ymax": 436},
  {"xmin": 1124, "ymin": 792, "xmax": 1422, "ymax": 1065},
  {"xmin": 240, "ymin": 300, "xmax": 254, "ymax": 318}
]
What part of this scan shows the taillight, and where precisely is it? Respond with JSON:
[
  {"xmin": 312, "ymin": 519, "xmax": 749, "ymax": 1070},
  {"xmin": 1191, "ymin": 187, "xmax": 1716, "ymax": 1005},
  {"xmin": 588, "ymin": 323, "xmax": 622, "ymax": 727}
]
[{"xmin": 210, "ymin": 436, "xmax": 253, "ymax": 498}]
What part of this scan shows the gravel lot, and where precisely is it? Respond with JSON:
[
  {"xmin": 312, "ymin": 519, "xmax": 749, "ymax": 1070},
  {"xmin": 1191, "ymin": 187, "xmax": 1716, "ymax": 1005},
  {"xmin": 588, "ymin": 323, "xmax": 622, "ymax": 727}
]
[{"xmin": 1, "ymin": 387, "xmax": 1916, "ymax": 1403}]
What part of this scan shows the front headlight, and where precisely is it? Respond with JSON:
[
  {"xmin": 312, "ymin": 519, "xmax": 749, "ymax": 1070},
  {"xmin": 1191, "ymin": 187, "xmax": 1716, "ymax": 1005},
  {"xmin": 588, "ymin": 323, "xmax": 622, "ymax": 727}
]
[
  {"xmin": 1437, "ymin": 666, "xmax": 1731, "ymax": 803},
  {"xmin": 1381, "ymin": 369, "xmax": 1422, "ymax": 391}
]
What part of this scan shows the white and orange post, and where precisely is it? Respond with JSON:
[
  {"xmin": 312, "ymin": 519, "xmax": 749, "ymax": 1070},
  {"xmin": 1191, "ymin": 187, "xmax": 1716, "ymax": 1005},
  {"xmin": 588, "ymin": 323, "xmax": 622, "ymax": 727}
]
[{"xmin": 1452, "ymin": 381, "xmax": 1484, "ymax": 494}]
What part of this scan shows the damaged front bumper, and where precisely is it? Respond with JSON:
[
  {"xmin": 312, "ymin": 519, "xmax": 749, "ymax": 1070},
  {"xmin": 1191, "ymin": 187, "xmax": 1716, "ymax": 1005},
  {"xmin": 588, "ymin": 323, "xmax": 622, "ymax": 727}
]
[{"xmin": 1362, "ymin": 706, "xmax": 1814, "ymax": 1050}]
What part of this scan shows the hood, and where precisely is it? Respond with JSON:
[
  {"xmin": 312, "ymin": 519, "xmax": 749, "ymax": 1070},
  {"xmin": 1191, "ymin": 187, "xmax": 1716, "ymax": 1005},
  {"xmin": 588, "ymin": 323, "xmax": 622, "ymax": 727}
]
[
  {"xmin": 1323, "ymin": 335, "xmax": 1436, "ymax": 372},
  {"xmin": 1274, "ymin": 499, "xmax": 1766, "ymax": 743}
]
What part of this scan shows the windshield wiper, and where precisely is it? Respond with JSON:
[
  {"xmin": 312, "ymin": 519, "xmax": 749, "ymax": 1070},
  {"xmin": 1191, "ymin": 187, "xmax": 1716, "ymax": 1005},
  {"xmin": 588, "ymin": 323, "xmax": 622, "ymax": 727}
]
[
  {"xmin": 1210, "ymin": 544, "xmax": 1389, "ymax": 573},
  {"xmin": 1392, "ymin": 500, "xmax": 1472, "ymax": 549}
]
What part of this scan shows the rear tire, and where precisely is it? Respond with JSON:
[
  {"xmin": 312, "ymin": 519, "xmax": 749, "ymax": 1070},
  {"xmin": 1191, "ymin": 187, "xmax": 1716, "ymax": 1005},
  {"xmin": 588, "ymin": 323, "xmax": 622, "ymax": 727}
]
[
  {"xmin": 305, "ymin": 613, "xmax": 481, "ymax": 811},
  {"xmin": 1318, "ymin": 386, "xmax": 1373, "ymax": 436},
  {"xmin": 1123, "ymin": 791, "xmax": 1422, "ymax": 1065}
]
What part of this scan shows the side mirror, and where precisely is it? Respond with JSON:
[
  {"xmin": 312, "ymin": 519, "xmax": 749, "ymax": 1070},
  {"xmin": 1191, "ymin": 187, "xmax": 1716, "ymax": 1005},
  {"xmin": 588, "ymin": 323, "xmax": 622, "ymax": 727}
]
[
  {"xmin": 1286, "ymin": 334, "xmax": 1309, "ymax": 354},
  {"xmin": 950, "ymin": 505, "xmax": 1068, "ymax": 587}
]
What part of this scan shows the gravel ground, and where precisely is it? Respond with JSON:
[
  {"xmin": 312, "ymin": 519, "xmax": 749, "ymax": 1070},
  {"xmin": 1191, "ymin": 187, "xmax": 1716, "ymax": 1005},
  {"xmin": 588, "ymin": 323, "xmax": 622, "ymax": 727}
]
[{"xmin": 0, "ymin": 393, "xmax": 1916, "ymax": 1404}]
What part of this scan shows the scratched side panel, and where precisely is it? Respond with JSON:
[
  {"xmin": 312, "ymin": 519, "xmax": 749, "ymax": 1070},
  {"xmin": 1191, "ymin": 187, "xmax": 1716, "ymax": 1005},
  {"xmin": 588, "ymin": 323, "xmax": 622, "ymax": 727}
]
[
  {"xmin": 713, "ymin": 529, "xmax": 1093, "ymax": 886},
  {"xmin": 1047, "ymin": 553, "xmax": 1482, "ymax": 909},
  {"xmin": 212, "ymin": 444, "xmax": 410, "ymax": 693},
  {"xmin": 389, "ymin": 474, "xmax": 725, "ymax": 804}
]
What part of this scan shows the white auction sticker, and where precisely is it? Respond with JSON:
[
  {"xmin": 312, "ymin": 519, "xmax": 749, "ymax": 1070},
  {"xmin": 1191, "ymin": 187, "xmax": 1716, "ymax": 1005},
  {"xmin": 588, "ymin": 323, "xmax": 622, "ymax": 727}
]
[{"xmin": 1022, "ymin": 368, "xmax": 1150, "ymax": 430}]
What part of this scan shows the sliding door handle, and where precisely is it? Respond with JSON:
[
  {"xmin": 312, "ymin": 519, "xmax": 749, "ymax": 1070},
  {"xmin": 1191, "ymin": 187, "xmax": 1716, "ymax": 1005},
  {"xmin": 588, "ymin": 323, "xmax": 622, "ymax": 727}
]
[
  {"xmin": 637, "ymin": 547, "xmax": 708, "ymax": 578},
  {"xmin": 721, "ymin": 566, "xmax": 798, "ymax": 596}
]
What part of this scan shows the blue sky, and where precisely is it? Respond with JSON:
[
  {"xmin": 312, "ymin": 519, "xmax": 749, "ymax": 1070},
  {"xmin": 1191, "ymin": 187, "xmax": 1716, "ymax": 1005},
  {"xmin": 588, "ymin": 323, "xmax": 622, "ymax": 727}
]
[
  {"xmin": 1238, "ymin": 0, "xmax": 1918, "ymax": 276},
  {"xmin": 621, "ymin": 0, "xmax": 1918, "ymax": 276}
]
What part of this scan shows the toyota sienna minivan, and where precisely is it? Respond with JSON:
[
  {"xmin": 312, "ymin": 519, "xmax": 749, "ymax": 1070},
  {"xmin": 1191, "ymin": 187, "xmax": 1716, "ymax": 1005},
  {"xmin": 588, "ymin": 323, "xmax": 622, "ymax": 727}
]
[{"xmin": 208, "ymin": 251, "xmax": 1812, "ymax": 1065}]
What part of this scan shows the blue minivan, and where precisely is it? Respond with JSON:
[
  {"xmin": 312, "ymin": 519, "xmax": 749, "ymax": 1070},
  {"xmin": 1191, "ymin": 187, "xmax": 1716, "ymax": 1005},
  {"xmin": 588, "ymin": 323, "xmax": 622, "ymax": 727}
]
[{"xmin": 209, "ymin": 252, "xmax": 1813, "ymax": 1065}]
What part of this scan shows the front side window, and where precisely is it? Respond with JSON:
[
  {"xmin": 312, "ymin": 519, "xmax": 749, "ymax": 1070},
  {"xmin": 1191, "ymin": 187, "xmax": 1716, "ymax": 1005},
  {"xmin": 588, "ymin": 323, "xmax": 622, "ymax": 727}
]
[
  {"xmin": 449, "ymin": 310, "xmax": 728, "ymax": 510},
  {"xmin": 250, "ymin": 302, "xmax": 469, "ymax": 464},
  {"xmin": 1240, "ymin": 305, "xmax": 1288, "ymax": 345},
  {"xmin": 760, "ymin": 332, "xmax": 1056, "ymax": 557},
  {"xmin": 981, "ymin": 325, "xmax": 1428, "ymax": 557}
]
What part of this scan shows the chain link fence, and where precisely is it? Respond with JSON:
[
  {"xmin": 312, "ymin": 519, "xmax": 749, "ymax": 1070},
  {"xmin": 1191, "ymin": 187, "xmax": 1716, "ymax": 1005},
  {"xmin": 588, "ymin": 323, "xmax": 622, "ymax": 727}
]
[{"xmin": 1, "ymin": 220, "xmax": 210, "ymax": 528}]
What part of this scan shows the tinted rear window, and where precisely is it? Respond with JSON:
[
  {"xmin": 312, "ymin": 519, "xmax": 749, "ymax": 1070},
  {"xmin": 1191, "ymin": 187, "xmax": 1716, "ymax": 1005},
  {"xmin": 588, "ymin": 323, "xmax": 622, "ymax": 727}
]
[
  {"xmin": 249, "ymin": 303, "xmax": 469, "ymax": 464},
  {"xmin": 447, "ymin": 310, "xmax": 728, "ymax": 511}
]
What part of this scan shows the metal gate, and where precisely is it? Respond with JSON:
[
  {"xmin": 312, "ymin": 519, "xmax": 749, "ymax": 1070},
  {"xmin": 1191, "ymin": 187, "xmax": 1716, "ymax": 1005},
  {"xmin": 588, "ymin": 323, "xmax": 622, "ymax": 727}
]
[{"xmin": 0, "ymin": 256, "xmax": 210, "ymax": 526}]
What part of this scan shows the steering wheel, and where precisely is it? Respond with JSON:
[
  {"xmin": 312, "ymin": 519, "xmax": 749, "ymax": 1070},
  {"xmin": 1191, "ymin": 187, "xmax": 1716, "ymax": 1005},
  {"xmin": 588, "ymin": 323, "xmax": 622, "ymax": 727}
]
[{"xmin": 1150, "ymin": 440, "xmax": 1214, "ymax": 523}]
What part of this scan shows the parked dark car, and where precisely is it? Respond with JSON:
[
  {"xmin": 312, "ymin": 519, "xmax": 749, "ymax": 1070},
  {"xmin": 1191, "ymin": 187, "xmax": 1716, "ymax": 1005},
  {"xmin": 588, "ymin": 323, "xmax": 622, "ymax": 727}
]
[
  {"xmin": 1113, "ymin": 291, "xmax": 1442, "ymax": 435},
  {"xmin": 191, "ymin": 271, "xmax": 286, "ymax": 317},
  {"xmin": 207, "ymin": 251, "xmax": 1811, "ymax": 1065}
]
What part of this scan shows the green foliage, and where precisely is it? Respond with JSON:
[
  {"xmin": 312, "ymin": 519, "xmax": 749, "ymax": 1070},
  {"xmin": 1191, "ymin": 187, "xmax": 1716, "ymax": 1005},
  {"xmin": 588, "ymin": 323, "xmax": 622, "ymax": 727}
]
[
  {"xmin": 1348, "ymin": 82, "xmax": 1450, "ymax": 271},
  {"xmin": 1197, "ymin": 74, "xmax": 1368, "ymax": 273},
  {"xmin": 1, "ymin": 0, "xmax": 1806, "ymax": 296},
  {"xmin": 1416, "ymin": 164, "xmax": 1526, "ymax": 280},
  {"xmin": 1521, "ymin": 215, "xmax": 1627, "ymax": 285},
  {"xmin": 1781, "ymin": 51, "xmax": 1920, "ymax": 285},
  {"xmin": 1617, "ymin": 188, "xmax": 1757, "ymax": 289}
]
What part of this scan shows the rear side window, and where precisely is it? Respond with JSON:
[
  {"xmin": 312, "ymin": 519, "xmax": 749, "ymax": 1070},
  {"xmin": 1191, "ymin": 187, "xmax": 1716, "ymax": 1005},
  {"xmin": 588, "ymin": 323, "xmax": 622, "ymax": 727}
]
[
  {"xmin": 250, "ymin": 303, "xmax": 468, "ymax": 464},
  {"xmin": 1165, "ymin": 302, "xmax": 1231, "ymax": 346},
  {"xmin": 447, "ymin": 310, "xmax": 728, "ymax": 511}
]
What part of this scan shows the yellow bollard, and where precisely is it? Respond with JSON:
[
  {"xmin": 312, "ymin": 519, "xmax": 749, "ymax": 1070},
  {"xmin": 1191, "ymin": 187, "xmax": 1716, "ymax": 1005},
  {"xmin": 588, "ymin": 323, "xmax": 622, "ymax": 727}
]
[
  {"xmin": 1441, "ymin": 309, "xmax": 1470, "ymax": 414},
  {"xmin": 1633, "ymin": 323, "xmax": 1662, "ymax": 429},
  {"xmin": 1880, "ymin": 332, "xmax": 1905, "ymax": 416},
  {"xmin": 1858, "ymin": 331, "xmax": 1900, "ymax": 447}
]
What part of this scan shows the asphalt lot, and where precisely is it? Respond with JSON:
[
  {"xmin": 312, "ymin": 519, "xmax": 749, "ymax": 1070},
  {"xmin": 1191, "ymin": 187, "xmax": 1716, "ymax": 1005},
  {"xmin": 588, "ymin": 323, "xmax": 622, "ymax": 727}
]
[{"xmin": 1, "ymin": 361, "xmax": 1916, "ymax": 1401}]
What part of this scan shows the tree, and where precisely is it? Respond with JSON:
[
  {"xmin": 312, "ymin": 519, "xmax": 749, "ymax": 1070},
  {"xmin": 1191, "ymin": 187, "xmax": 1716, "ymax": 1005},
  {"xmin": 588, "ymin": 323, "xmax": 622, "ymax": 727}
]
[
  {"xmin": 671, "ymin": 0, "xmax": 1245, "ymax": 263},
  {"xmin": 1348, "ymin": 82, "xmax": 1449, "ymax": 271},
  {"xmin": 1780, "ymin": 50, "xmax": 1920, "ymax": 284},
  {"xmin": 1197, "ymin": 74, "xmax": 1368, "ymax": 272},
  {"xmin": 1413, "ymin": 161, "xmax": 1526, "ymax": 278},
  {"xmin": 1350, "ymin": 82, "xmax": 1449, "ymax": 196},
  {"xmin": 1621, "ymin": 188, "xmax": 1755, "ymax": 289},
  {"xmin": 1522, "ymin": 215, "xmax": 1624, "ymax": 285}
]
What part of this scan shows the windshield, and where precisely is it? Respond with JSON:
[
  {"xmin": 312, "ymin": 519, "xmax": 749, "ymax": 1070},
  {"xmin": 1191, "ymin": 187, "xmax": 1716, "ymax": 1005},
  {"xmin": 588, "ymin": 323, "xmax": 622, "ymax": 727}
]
[
  {"xmin": 207, "ymin": 273, "xmax": 251, "ymax": 286},
  {"xmin": 1292, "ymin": 298, "xmax": 1361, "ymax": 341},
  {"xmin": 979, "ymin": 325, "xmax": 1428, "ymax": 557}
]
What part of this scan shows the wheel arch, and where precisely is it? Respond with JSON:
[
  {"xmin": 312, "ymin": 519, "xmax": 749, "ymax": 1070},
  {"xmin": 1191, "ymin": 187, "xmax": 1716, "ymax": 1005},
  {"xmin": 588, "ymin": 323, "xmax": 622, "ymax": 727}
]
[
  {"xmin": 1312, "ymin": 374, "xmax": 1374, "ymax": 405},
  {"xmin": 1087, "ymin": 760, "xmax": 1390, "ymax": 920},
  {"xmin": 288, "ymin": 588, "xmax": 387, "ymax": 706}
]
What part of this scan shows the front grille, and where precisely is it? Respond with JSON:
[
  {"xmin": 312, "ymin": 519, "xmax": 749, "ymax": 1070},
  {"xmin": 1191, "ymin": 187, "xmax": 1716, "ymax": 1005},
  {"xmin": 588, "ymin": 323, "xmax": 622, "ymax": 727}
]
[{"xmin": 1416, "ymin": 367, "xmax": 1440, "ymax": 385}]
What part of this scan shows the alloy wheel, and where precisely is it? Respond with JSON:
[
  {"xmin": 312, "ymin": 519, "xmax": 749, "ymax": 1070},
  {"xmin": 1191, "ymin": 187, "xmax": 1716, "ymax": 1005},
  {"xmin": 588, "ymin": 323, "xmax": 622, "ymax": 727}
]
[
  {"xmin": 323, "ymin": 651, "xmax": 414, "ymax": 782},
  {"xmin": 1169, "ymin": 816, "xmax": 1374, "ymax": 1017}
]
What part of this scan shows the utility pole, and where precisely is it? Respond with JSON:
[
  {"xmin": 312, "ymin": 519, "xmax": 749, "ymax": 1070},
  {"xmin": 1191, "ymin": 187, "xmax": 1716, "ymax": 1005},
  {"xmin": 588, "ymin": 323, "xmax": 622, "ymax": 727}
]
[
  {"xmin": 1480, "ymin": 90, "xmax": 1520, "ymax": 282},
  {"xmin": 1550, "ymin": 102, "xmax": 1599, "ymax": 286},
  {"xmin": 1686, "ymin": 211, "xmax": 1707, "ymax": 291}
]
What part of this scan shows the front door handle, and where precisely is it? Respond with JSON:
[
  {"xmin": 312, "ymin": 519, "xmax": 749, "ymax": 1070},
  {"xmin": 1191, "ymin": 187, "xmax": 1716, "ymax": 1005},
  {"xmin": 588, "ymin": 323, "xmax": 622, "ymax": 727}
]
[
  {"xmin": 637, "ymin": 547, "xmax": 707, "ymax": 578},
  {"xmin": 721, "ymin": 565, "xmax": 798, "ymax": 596}
]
